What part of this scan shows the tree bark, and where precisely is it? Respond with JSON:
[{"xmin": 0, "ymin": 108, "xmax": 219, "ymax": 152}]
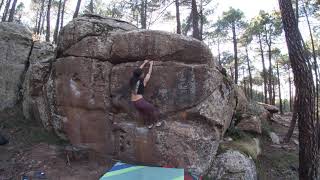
[
  {"xmin": 53, "ymin": 0, "xmax": 62, "ymax": 44},
  {"xmin": 37, "ymin": 0, "xmax": 45, "ymax": 34},
  {"xmin": 266, "ymin": 28, "xmax": 273, "ymax": 105},
  {"xmin": 284, "ymin": 98, "xmax": 298, "ymax": 142},
  {"xmin": 40, "ymin": 8, "xmax": 46, "ymax": 34},
  {"xmin": 89, "ymin": 0, "xmax": 93, "ymax": 13},
  {"xmin": 1, "ymin": 0, "xmax": 11, "ymax": 22},
  {"xmin": 46, "ymin": 0, "xmax": 52, "ymax": 42},
  {"xmin": 199, "ymin": 0, "xmax": 203, "ymax": 40},
  {"xmin": 272, "ymin": 77, "xmax": 276, "ymax": 105},
  {"xmin": 279, "ymin": 0, "xmax": 319, "ymax": 179},
  {"xmin": 73, "ymin": 0, "xmax": 82, "ymax": 18},
  {"xmin": 289, "ymin": 71, "xmax": 293, "ymax": 111},
  {"xmin": 277, "ymin": 63, "xmax": 283, "ymax": 114},
  {"xmin": 175, "ymin": 0, "xmax": 181, "ymax": 34},
  {"xmin": 0, "ymin": 0, "xmax": 5, "ymax": 12},
  {"xmin": 258, "ymin": 33, "xmax": 268, "ymax": 103},
  {"xmin": 140, "ymin": 0, "xmax": 147, "ymax": 29},
  {"xmin": 191, "ymin": 0, "xmax": 200, "ymax": 40},
  {"xmin": 217, "ymin": 39, "xmax": 221, "ymax": 65},
  {"xmin": 246, "ymin": 46, "xmax": 253, "ymax": 99},
  {"xmin": 60, "ymin": 0, "xmax": 66, "ymax": 30},
  {"xmin": 303, "ymin": 1, "xmax": 319, "ymax": 122},
  {"xmin": 295, "ymin": 0, "xmax": 299, "ymax": 25},
  {"xmin": 232, "ymin": 23, "xmax": 238, "ymax": 84},
  {"xmin": 7, "ymin": 0, "xmax": 17, "ymax": 22}
]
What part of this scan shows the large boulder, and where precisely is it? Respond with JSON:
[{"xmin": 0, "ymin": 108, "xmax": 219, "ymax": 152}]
[
  {"xmin": 22, "ymin": 42, "xmax": 55, "ymax": 129},
  {"xmin": 0, "ymin": 23, "xmax": 33, "ymax": 111},
  {"xmin": 19, "ymin": 14, "xmax": 236, "ymax": 175},
  {"xmin": 208, "ymin": 150, "xmax": 257, "ymax": 180}
]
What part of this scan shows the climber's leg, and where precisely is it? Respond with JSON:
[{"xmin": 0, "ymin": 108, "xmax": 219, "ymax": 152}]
[{"xmin": 132, "ymin": 98, "xmax": 160, "ymax": 128}]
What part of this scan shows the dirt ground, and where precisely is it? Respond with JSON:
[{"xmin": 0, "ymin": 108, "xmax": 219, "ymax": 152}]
[
  {"xmin": 256, "ymin": 113, "xmax": 299, "ymax": 180},
  {"xmin": 0, "ymin": 107, "xmax": 113, "ymax": 180},
  {"xmin": 0, "ymin": 107, "xmax": 299, "ymax": 180}
]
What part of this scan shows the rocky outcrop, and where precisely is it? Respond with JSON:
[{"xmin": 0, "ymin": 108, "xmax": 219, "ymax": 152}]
[
  {"xmin": 42, "ymin": 14, "xmax": 236, "ymax": 175},
  {"xmin": 208, "ymin": 150, "xmax": 257, "ymax": 180},
  {"xmin": 22, "ymin": 42, "xmax": 55, "ymax": 129},
  {"xmin": 0, "ymin": 23, "xmax": 33, "ymax": 111},
  {"xmin": 1, "ymin": 15, "xmax": 238, "ymax": 176}
]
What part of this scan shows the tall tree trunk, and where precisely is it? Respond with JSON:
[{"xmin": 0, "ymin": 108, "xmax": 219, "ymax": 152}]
[
  {"xmin": 60, "ymin": 0, "xmax": 66, "ymax": 30},
  {"xmin": 199, "ymin": 0, "xmax": 203, "ymax": 40},
  {"xmin": 46, "ymin": 0, "xmax": 52, "ymax": 42},
  {"xmin": 140, "ymin": 0, "xmax": 147, "ymax": 29},
  {"xmin": 73, "ymin": 0, "xmax": 82, "ymax": 18},
  {"xmin": 277, "ymin": 63, "xmax": 283, "ymax": 114},
  {"xmin": 191, "ymin": 0, "xmax": 200, "ymax": 40},
  {"xmin": 246, "ymin": 46, "xmax": 253, "ymax": 99},
  {"xmin": 230, "ymin": 67, "xmax": 234, "ymax": 80},
  {"xmin": 266, "ymin": 31, "xmax": 273, "ymax": 104},
  {"xmin": 34, "ymin": 10, "xmax": 39, "ymax": 33},
  {"xmin": 40, "ymin": 9, "xmax": 46, "ymax": 34},
  {"xmin": 183, "ymin": 12, "xmax": 192, "ymax": 35},
  {"xmin": 284, "ymin": 98, "xmax": 298, "ymax": 142},
  {"xmin": 89, "ymin": 0, "xmax": 93, "ymax": 13},
  {"xmin": 232, "ymin": 23, "xmax": 238, "ymax": 84},
  {"xmin": 37, "ymin": 0, "xmax": 45, "ymax": 34},
  {"xmin": 218, "ymin": 39, "xmax": 221, "ymax": 65},
  {"xmin": 303, "ymin": 1, "xmax": 319, "ymax": 122},
  {"xmin": 0, "ymin": 0, "xmax": 5, "ymax": 12},
  {"xmin": 279, "ymin": 0, "xmax": 319, "ymax": 179},
  {"xmin": 272, "ymin": 77, "xmax": 276, "ymax": 105},
  {"xmin": 258, "ymin": 33, "xmax": 268, "ymax": 103},
  {"xmin": 295, "ymin": 0, "xmax": 299, "ymax": 25},
  {"xmin": 175, "ymin": 0, "xmax": 181, "ymax": 34},
  {"xmin": 53, "ymin": 0, "xmax": 62, "ymax": 44},
  {"xmin": 289, "ymin": 71, "xmax": 293, "ymax": 111},
  {"xmin": 7, "ymin": 0, "xmax": 17, "ymax": 22},
  {"xmin": 1, "ymin": 0, "xmax": 11, "ymax": 22}
]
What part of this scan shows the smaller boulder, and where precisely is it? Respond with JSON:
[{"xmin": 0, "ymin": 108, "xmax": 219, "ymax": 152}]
[
  {"xmin": 235, "ymin": 86, "xmax": 249, "ymax": 113},
  {"xmin": 236, "ymin": 115, "xmax": 262, "ymax": 134},
  {"xmin": 208, "ymin": 150, "xmax": 257, "ymax": 180},
  {"xmin": 269, "ymin": 132, "xmax": 280, "ymax": 144},
  {"xmin": 258, "ymin": 102, "xmax": 279, "ymax": 114}
]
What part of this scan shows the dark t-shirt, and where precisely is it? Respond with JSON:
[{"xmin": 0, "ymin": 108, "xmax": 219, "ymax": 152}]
[{"xmin": 135, "ymin": 79, "xmax": 144, "ymax": 95}]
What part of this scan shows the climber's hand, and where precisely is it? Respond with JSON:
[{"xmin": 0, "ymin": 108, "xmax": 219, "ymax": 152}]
[{"xmin": 144, "ymin": 59, "xmax": 150, "ymax": 63}]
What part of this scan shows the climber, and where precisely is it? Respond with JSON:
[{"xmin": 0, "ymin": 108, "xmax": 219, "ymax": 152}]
[{"xmin": 130, "ymin": 60, "xmax": 162, "ymax": 129}]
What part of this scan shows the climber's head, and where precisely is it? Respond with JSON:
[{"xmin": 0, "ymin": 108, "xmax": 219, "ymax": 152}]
[
  {"xmin": 129, "ymin": 68, "xmax": 144, "ymax": 93},
  {"xmin": 133, "ymin": 68, "xmax": 144, "ymax": 79}
]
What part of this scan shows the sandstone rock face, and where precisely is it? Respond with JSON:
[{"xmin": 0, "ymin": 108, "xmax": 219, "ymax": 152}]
[
  {"xmin": 22, "ymin": 42, "xmax": 55, "ymax": 129},
  {"xmin": 208, "ymin": 150, "xmax": 257, "ymax": 180},
  {"xmin": 0, "ymin": 23, "xmax": 33, "ymax": 111},
  {"xmin": 0, "ymin": 14, "xmax": 236, "ymax": 175}
]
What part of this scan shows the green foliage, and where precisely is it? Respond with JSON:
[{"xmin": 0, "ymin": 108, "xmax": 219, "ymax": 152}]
[
  {"xmin": 225, "ymin": 126, "xmax": 253, "ymax": 141},
  {"xmin": 215, "ymin": 7, "xmax": 246, "ymax": 36}
]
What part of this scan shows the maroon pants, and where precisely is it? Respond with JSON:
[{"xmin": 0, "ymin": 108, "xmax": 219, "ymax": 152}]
[{"xmin": 132, "ymin": 98, "xmax": 159, "ymax": 125}]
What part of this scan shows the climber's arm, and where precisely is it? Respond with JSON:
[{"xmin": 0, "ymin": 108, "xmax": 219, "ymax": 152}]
[
  {"xmin": 144, "ymin": 61, "xmax": 153, "ymax": 86},
  {"xmin": 139, "ymin": 60, "xmax": 149, "ymax": 69}
]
